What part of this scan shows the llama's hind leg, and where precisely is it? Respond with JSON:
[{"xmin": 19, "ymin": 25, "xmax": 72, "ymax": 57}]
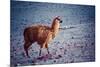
[{"xmin": 24, "ymin": 42, "xmax": 32, "ymax": 57}]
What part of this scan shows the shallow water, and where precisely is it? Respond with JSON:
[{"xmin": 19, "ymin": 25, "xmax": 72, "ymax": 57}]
[{"xmin": 10, "ymin": 1, "xmax": 95, "ymax": 66}]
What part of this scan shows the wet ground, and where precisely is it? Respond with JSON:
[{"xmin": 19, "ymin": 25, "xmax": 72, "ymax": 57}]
[{"xmin": 10, "ymin": 1, "xmax": 95, "ymax": 66}]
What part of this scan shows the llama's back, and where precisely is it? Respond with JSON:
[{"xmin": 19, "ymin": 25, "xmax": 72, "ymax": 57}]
[
  {"xmin": 24, "ymin": 25, "xmax": 52, "ymax": 43},
  {"xmin": 24, "ymin": 26, "xmax": 39, "ymax": 43}
]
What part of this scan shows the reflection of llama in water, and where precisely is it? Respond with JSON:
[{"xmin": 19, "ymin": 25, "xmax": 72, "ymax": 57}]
[{"xmin": 23, "ymin": 16, "xmax": 63, "ymax": 57}]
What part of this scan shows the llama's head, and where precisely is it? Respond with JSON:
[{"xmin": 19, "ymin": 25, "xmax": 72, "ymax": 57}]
[
  {"xmin": 54, "ymin": 16, "xmax": 63, "ymax": 23},
  {"xmin": 51, "ymin": 16, "xmax": 63, "ymax": 30}
]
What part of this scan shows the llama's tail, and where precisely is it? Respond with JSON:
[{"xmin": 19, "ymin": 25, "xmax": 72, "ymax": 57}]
[
  {"xmin": 23, "ymin": 28, "xmax": 29, "ymax": 36},
  {"xmin": 23, "ymin": 27, "xmax": 31, "ymax": 42}
]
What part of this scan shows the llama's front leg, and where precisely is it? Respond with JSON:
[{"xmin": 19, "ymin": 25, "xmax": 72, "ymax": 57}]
[
  {"xmin": 39, "ymin": 45, "xmax": 42, "ymax": 56},
  {"xmin": 42, "ymin": 43, "xmax": 50, "ymax": 54},
  {"xmin": 46, "ymin": 44, "xmax": 50, "ymax": 54},
  {"xmin": 47, "ymin": 48, "xmax": 50, "ymax": 54},
  {"xmin": 39, "ymin": 48, "xmax": 42, "ymax": 56}
]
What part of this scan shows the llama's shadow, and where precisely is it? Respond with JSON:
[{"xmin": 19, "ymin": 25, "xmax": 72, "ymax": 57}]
[
  {"xmin": 36, "ymin": 54, "xmax": 53, "ymax": 61},
  {"xmin": 32, "ymin": 53, "xmax": 63, "ymax": 64}
]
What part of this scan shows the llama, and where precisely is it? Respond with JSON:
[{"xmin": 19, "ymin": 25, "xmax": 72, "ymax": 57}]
[{"xmin": 23, "ymin": 16, "xmax": 62, "ymax": 57}]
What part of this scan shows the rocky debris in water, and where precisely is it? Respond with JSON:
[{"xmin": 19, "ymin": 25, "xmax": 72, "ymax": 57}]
[
  {"xmin": 71, "ymin": 36, "xmax": 74, "ymax": 39},
  {"xmin": 55, "ymin": 55, "xmax": 62, "ymax": 59},
  {"xmin": 59, "ymin": 47, "xmax": 63, "ymax": 50},
  {"xmin": 80, "ymin": 46, "xmax": 84, "ymax": 49},
  {"xmin": 21, "ymin": 52, "xmax": 26, "ymax": 57},
  {"xmin": 64, "ymin": 49, "xmax": 67, "ymax": 55},
  {"xmin": 53, "ymin": 60, "xmax": 56, "ymax": 63},
  {"xmin": 91, "ymin": 42, "xmax": 94, "ymax": 46},
  {"xmin": 70, "ymin": 59, "xmax": 74, "ymax": 63}
]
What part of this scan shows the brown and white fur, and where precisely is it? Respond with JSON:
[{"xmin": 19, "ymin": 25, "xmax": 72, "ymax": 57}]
[{"xmin": 23, "ymin": 16, "xmax": 62, "ymax": 57}]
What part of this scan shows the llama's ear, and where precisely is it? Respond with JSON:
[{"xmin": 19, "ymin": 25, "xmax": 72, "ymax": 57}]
[
  {"xmin": 55, "ymin": 16, "xmax": 60, "ymax": 18},
  {"xmin": 57, "ymin": 16, "xmax": 62, "ymax": 20},
  {"xmin": 56, "ymin": 16, "xmax": 60, "ymax": 18}
]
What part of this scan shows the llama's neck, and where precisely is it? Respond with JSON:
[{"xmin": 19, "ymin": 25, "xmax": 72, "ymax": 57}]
[{"xmin": 51, "ymin": 21, "xmax": 60, "ymax": 36}]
